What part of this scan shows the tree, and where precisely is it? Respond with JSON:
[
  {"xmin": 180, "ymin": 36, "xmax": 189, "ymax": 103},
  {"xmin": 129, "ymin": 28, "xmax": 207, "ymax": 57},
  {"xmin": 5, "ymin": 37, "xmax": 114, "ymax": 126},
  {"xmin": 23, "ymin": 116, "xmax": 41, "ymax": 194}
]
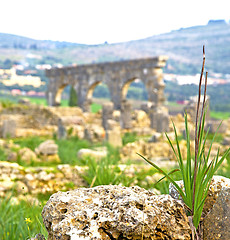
[{"xmin": 68, "ymin": 86, "xmax": 78, "ymax": 107}]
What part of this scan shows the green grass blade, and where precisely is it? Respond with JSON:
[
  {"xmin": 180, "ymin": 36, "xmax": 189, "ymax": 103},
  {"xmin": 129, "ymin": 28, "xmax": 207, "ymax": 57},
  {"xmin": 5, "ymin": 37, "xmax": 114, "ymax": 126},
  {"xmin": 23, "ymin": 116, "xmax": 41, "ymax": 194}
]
[
  {"xmin": 137, "ymin": 153, "xmax": 188, "ymax": 204},
  {"xmin": 152, "ymin": 168, "xmax": 180, "ymax": 187}
]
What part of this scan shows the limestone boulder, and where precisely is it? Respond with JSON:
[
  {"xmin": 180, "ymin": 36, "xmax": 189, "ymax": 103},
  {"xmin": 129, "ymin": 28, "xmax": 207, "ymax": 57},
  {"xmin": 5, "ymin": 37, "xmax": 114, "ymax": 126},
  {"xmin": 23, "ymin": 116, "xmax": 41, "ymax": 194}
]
[
  {"xmin": 120, "ymin": 139, "xmax": 193, "ymax": 162},
  {"xmin": 35, "ymin": 140, "xmax": 58, "ymax": 155},
  {"xmin": 169, "ymin": 175, "xmax": 230, "ymax": 217},
  {"xmin": 205, "ymin": 120, "xmax": 228, "ymax": 134},
  {"xmin": 77, "ymin": 148, "xmax": 107, "ymax": 160},
  {"xmin": 42, "ymin": 185, "xmax": 191, "ymax": 239},
  {"xmin": 18, "ymin": 147, "xmax": 39, "ymax": 163},
  {"xmin": 203, "ymin": 187, "xmax": 230, "ymax": 240},
  {"xmin": 132, "ymin": 110, "xmax": 150, "ymax": 128}
]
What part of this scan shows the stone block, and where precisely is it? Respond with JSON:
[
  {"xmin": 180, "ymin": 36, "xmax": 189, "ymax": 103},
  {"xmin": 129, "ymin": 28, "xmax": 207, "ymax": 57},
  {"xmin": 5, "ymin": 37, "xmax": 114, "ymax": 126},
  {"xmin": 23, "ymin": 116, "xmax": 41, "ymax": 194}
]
[
  {"xmin": 102, "ymin": 102, "xmax": 114, "ymax": 130},
  {"xmin": 42, "ymin": 185, "xmax": 191, "ymax": 239},
  {"xmin": 57, "ymin": 118, "xmax": 67, "ymax": 139},
  {"xmin": 35, "ymin": 140, "xmax": 58, "ymax": 155},
  {"xmin": 120, "ymin": 100, "xmax": 132, "ymax": 129},
  {"xmin": 156, "ymin": 112, "xmax": 169, "ymax": 132},
  {"xmin": 106, "ymin": 129, "xmax": 122, "ymax": 147},
  {"xmin": 203, "ymin": 187, "xmax": 230, "ymax": 240},
  {"xmin": 1, "ymin": 119, "xmax": 16, "ymax": 138}
]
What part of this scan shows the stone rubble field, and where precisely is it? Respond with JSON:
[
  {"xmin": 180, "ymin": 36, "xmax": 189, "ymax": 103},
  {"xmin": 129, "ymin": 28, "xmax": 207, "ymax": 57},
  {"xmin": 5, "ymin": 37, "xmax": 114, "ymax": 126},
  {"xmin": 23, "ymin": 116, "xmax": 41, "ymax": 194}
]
[{"xmin": 0, "ymin": 103, "xmax": 230, "ymax": 239}]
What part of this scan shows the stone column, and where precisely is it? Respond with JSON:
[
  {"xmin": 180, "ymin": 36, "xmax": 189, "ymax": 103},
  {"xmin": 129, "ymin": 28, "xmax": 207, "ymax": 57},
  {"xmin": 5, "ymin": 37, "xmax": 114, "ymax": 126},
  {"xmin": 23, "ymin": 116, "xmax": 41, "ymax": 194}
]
[
  {"xmin": 156, "ymin": 110, "xmax": 169, "ymax": 132},
  {"xmin": 149, "ymin": 103, "xmax": 157, "ymax": 129},
  {"xmin": 102, "ymin": 102, "xmax": 114, "ymax": 130},
  {"xmin": 149, "ymin": 105, "xmax": 169, "ymax": 132},
  {"xmin": 57, "ymin": 118, "xmax": 67, "ymax": 139},
  {"xmin": 1, "ymin": 119, "xmax": 16, "ymax": 138},
  {"xmin": 141, "ymin": 101, "xmax": 154, "ymax": 114},
  {"xmin": 120, "ymin": 100, "xmax": 132, "ymax": 129}
]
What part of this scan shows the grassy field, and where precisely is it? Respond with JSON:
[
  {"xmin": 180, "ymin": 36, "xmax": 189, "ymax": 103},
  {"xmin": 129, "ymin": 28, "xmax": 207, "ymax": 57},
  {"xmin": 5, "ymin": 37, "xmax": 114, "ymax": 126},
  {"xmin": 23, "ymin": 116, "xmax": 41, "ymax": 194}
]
[
  {"xmin": 1, "ymin": 131, "xmax": 230, "ymax": 239},
  {"xmin": 210, "ymin": 111, "xmax": 230, "ymax": 120},
  {"xmin": 0, "ymin": 195, "xmax": 48, "ymax": 240}
]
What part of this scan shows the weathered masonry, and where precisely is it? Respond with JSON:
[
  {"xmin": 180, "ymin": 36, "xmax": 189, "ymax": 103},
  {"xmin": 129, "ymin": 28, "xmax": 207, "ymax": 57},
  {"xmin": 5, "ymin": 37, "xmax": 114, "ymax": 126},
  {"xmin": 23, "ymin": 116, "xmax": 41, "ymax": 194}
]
[{"xmin": 46, "ymin": 56, "xmax": 168, "ymax": 111}]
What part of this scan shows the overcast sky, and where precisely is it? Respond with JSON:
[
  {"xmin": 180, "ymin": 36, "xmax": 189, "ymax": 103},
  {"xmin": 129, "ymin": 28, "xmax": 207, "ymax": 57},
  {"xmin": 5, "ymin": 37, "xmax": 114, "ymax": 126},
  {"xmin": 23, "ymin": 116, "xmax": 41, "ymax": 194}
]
[{"xmin": 0, "ymin": 0, "xmax": 229, "ymax": 45}]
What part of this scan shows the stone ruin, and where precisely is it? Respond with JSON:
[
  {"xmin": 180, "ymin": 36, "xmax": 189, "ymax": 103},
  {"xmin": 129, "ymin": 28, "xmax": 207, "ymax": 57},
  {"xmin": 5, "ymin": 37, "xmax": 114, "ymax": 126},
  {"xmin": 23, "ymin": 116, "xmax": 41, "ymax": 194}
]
[{"xmin": 45, "ymin": 56, "xmax": 170, "ymax": 134}]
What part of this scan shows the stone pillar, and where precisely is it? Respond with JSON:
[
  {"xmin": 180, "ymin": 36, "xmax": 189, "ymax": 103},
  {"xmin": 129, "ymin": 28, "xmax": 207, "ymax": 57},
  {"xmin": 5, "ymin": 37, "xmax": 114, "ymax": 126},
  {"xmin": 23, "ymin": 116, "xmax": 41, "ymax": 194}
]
[
  {"xmin": 156, "ymin": 111, "xmax": 169, "ymax": 132},
  {"xmin": 149, "ymin": 105, "xmax": 169, "ymax": 132},
  {"xmin": 1, "ymin": 119, "xmax": 16, "ymax": 138},
  {"xmin": 120, "ymin": 100, "xmax": 132, "ymax": 129},
  {"xmin": 149, "ymin": 103, "xmax": 157, "ymax": 129},
  {"xmin": 105, "ymin": 129, "xmax": 122, "ymax": 147},
  {"xmin": 82, "ymin": 99, "xmax": 91, "ymax": 112},
  {"xmin": 102, "ymin": 102, "xmax": 114, "ymax": 130},
  {"xmin": 57, "ymin": 118, "xmax": 67, "ymax": 139},
  {"xmin": 141, "ymin": 101, "xmax": 154, "ymax": 114}
]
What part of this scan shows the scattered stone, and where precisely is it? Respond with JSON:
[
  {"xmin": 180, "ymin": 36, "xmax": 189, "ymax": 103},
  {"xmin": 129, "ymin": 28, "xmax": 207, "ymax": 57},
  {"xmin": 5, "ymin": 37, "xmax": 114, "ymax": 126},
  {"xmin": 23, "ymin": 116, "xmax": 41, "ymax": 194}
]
[
  {"xmin": 184, "ymin": 95, "xmax": 210, "ymax": 122},
  {"xmin": 18, "ymin": 98, "xmax": 31, "ymax": 105},
  {"xmin": 120, "ymin": 100, "xmax": 132, "ymax": 129},
  {"xmin": 148, "ymin": 132, "xmax": 162, "ymax": 143},
  {"xmin": 102, "ymin": 102, "xmax": 114, "ymax": 130},
  {"xmin": 105, "ymin": 129, "xmax": 122, "ymax": 147},
  {"xmin": 222, "ymin": 136, "xmax": 230, "ymax": 146},
  {"xmin": 42, "ymin": 185, "xmax": 191, "ymax": 239},
  {"xmin": 28, "ymin": 233, "xmax": 46, "ymax": 240},
  {"xmin": 77, "ymin": 148, "xmax": 107, "ymax": 160},
  {"xmin": 35, "ymin": 140, "xmax": 58, "ymax": 155},
  {"xmin": 132, "ymin": 110, "xmax": 150, "ymax": 128},
  {"xmin": 1, "ymin": 119, "xmax": 16, "ymax": 138},
  {"xmin": 19, "ymin": 147, "xmax": 39, "ymax": 163},
  {"xmin": 205, "ymin": 120, "xmax": 228, "ymax": 134},
  {"xmin": 156, "ymin": 109, "xmax": 170, "ymax": 132},
  {"xmin": 106, "ymin": 119, "xmax": 120, "ymax": 130},
  {"xmin": 57, "ymin": 118, "xmax": 67, "ymax": 139},
  {"xmin": 39, "ymin": 154, "xmax": 61, "ymax": 163},
  {"xmin": 7, "ymin": 151, "xmax": 18, "ymax": 162},
  {"xmin": 84, "ymin": 124, "xmax": 105, "ymax": 143},
  {"xmin": 140, "ymin": 101, "xmax": 154, "ymax": 114}
]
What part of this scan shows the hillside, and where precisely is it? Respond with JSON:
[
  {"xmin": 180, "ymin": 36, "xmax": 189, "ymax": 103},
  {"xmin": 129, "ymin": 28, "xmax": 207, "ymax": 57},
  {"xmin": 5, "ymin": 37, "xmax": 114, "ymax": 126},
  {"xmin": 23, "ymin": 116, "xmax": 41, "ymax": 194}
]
[{"xmin": 1, "ymin": 20, "xmax": 230, "ymax": 75}]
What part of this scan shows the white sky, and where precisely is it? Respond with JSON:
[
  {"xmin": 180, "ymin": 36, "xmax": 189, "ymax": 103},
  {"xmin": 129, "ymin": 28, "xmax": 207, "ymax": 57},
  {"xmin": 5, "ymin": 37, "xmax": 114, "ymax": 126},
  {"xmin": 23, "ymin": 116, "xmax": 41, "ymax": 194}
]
[{"xmin": 0, "ymin": 0, "xmax": 229, "ymax": 45}]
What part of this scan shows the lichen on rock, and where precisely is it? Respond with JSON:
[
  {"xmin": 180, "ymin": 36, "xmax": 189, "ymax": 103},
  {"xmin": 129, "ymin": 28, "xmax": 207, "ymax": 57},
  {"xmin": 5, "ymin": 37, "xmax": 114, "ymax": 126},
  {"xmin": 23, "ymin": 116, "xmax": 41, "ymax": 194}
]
[{"xmin": 42, "ymin": 185, "xmax": 191, "ymax": 239}]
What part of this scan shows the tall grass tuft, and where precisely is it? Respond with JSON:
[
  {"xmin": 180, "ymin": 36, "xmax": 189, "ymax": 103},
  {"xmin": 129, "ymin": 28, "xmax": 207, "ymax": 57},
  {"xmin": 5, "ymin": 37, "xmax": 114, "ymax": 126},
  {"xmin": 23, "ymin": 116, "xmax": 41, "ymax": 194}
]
[{"xmin": 138, "ymin": 46, "xmax": 230, "ymax": 239}]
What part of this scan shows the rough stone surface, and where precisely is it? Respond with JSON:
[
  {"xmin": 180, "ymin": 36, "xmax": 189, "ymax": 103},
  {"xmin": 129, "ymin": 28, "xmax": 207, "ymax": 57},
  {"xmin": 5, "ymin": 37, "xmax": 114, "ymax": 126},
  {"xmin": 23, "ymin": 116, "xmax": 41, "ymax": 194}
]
[
  {"xmin": 102, "ymin": 102, "xmax": 114, "ymax": 130},
  {"xmin": 35, "ymin": 140, "xmax": 58, "ymax": 155},
  {"xmin": 105, "ymin": 129, "xmax": 122, "ymax": 147},
  {"xmin": 46, "ymin": 57, "xmax": 168, "ymax": 111},
  {"xmin": 18, "ymin": 147, "xmax": 39, "ymax": 163},
  {"xmin": 169, "ymin": 175, "xmax": 230, "ymax": 218},
  {"xmin": 57, "ymin": 118, "xmax": 67, "ymax": 139},
  {"xmin": 203, "ymin": 187, "xmax": 230, "ymax": 240},
  {"xmin": 0, "ymin": 161, "xmax": 87, "ymax": 197},
  {"xmin": 120, "ymin": 100, "xmax": 132, "ymax": 129},
  {"xmin": 1, "ymin": 119, "xmax": 16, "ymax": 138},
  {"xmin": 42, "ymin": 185, "xmax": 191, "ymax": 240},
  {"xmin": 205, "ymin": 119, "xmax": 228, "ymax": 134},
  {"xmin": 77, "ymin": 148, "xmax": 107, "ymax": 160}
]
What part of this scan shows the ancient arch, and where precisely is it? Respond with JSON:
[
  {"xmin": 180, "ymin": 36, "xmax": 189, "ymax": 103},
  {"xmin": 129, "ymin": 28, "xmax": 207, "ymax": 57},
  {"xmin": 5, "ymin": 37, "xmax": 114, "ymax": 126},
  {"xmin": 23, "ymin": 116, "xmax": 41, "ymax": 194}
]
[{"xmin": 46, "ymin": 56, "xmax": 168, "ymax": 111}]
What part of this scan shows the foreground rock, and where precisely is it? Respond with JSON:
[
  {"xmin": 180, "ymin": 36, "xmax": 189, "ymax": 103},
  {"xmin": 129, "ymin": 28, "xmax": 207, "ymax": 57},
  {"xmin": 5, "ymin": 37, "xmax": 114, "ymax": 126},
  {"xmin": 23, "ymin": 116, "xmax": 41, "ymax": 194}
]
[
  {"xmin": 42, "ymin": 185, "xmax": 191, "ymax": 239},
  {"xmin": 169, "ymin": 175, "xmax": 230, "ymax": 217},
  {"xmin": 203, "ymin": 187, "xmax": 230, "ymax": 240}
]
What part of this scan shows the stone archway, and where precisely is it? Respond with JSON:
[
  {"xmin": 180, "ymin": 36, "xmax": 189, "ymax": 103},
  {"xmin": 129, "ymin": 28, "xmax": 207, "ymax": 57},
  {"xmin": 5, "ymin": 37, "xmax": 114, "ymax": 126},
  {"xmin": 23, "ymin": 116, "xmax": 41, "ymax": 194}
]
[
  {"xmin": 55, "ymin": 84, "xmax": 68, "ymax": 106},
  {"xmin": 121, "ymin": 78, "xmax": 148, "ymax": 103},
  {"xmin": 46, "ymin": 56, "xmax": 168, "ymax": 111}
]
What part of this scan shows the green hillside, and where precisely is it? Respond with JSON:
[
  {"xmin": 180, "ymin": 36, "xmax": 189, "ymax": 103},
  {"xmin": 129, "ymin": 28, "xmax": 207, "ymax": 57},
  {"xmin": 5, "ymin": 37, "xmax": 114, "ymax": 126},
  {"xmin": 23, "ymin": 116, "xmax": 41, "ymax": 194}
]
[{"xmin": 1, "ymin": 20, "xmax": 230, "ymax": 74}]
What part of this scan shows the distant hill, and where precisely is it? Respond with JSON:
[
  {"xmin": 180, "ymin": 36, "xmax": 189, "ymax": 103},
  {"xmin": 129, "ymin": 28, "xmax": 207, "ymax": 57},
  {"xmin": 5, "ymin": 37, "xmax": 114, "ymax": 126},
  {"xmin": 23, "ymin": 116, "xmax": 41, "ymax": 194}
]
[
  {"xmin": 0, "ymin": 32, "xmax": 84, "ymax": 49},
  {"xmin": 1, "ymin": 20, "xmax": 230, "ymax": 75}
]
